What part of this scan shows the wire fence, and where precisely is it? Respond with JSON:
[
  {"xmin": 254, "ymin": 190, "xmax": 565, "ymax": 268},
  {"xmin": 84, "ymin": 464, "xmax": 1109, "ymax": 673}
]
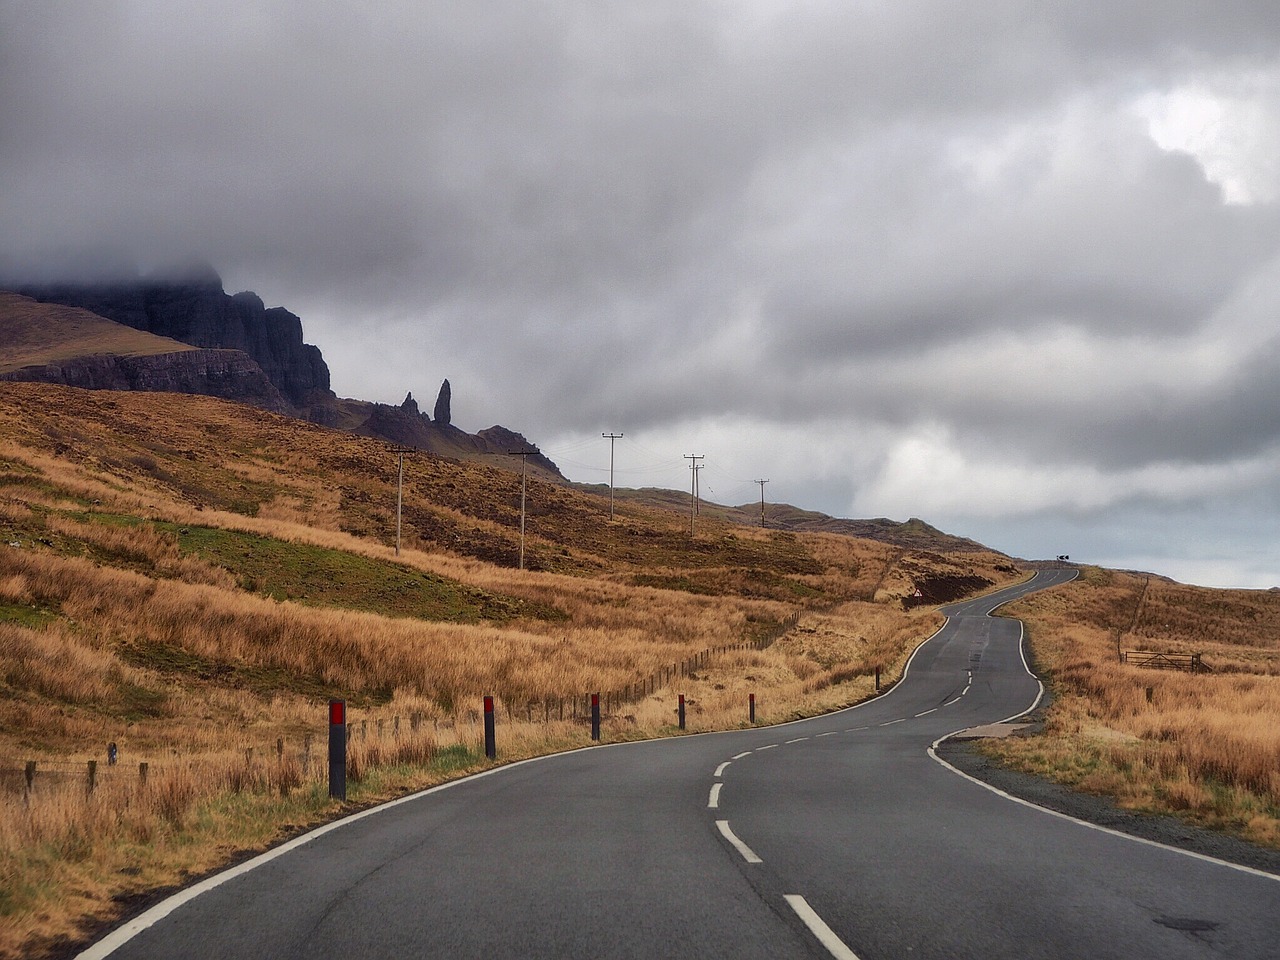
[{"xmin": 1, "ymin": 612, "xmax": 803, "ymax": 806}]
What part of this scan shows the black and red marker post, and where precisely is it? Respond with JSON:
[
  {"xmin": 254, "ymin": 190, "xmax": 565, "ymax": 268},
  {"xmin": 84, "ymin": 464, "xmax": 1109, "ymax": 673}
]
[
  {"xmin": 328, "ymin": 699, "xmax": 346, "ymax": 800},
  {"xmin": 484, "ymin": 696, "xmax": 496, "ymax": 759},
  {"xmin": 748, "ymin": 692, "xmax": 756, "ymax": 724},
  {"xmin": 678, "ymin": 694, "xmax": 686, "ymax": 730},
  {"xmin": 590, "ymin": 693, "xmax": 600, "ymax": 741}
]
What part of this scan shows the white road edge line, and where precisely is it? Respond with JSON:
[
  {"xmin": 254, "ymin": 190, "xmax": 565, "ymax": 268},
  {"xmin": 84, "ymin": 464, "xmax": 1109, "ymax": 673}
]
[
  {"xmin": 784, "ymin": 894, "xmax": 862, "ymax": 960},
  {"xmin": 716, "ymin": 820, "xmax": 763, "ymax": 863},
  {"xmin": 732, "ymin": 751, "xmax": 752, "ymax": 760},
  {"xmin": 714, "ymin": 761, "xmax": 731, "ymax": 777},
  {"xmin": 930, "ymin": 567, "xmax": 1280, "ymax": 885},
  {"xmin": 78, "ymin": 573, "xmax": 1052, "ymax": 960},
  {"xmin": 914, "ymin": 709, "xmax": 937, "ymax": 717},
  {"xmin": 708, "ymin": 783, "xmax": 722, "ymax": 809},
  {"xmin": 928, "ymin": 735, "xmax": 1280, "ymax": 883}
]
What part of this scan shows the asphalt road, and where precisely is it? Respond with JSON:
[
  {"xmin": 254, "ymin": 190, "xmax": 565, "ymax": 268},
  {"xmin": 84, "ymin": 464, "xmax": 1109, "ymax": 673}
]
[{"xmin": 84, "ymin": 569, "xmax": 1280, "ymax": 959}]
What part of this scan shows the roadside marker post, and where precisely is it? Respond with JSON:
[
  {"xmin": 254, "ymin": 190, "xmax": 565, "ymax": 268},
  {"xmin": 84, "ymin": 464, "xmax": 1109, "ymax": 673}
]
[
  {"xmin": 328, "ymin": 699, "xmax": 346, "ymax": 801},
  {"xmin": 875, "ymin": 667, "xmax": 881, "ymax": 691},
  {"xmin": 591, "ymin": 693, "xmax": 601, "ymax": 741},
  {"xmin": 484, "ymin": 696, "xmax": 496, "ymax": 759},
  {"xmin": 749, "ymin": 693, "xmax": 756, "ymax": 724},
  {"xmin": 678, "ymin": 694, "xmax": 686, "ymax": 730}
]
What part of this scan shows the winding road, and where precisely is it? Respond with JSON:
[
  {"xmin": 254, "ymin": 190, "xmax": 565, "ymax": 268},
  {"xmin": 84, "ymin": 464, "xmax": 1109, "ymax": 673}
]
[{"xmin": 83, "ymin": 569, "xmax": 1280, "ymax": 959}]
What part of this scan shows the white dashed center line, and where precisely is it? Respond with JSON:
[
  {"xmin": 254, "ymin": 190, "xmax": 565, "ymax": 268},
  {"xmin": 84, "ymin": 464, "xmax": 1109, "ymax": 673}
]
[
  {"xmin": 716, "ymin": 820, "xmax": 762, "ymax": 863},
  {"xmin": 708, "ymin": 783, "xmax": 722, "ymax": 809},
  {"xmin": 757, "ymin": 743, "xmax": 778, "ymax": 750},
  {"xmin": 732, "ymin": 751, "xmax": 752, "ymax": 760},
  {"xmin": 817, "ymin": 731, "xmax": 838, "ymax": 737},
  {"xmin": 879, "ymin": 718, "xmax": 905, "ymax": 726},
  {"xmin": 785, "ymin": 895, "xmax": 862, "ymax": 960},
  {"xmin": 713, "ymin": 761, "xmax": 731, "ymax": 777},
  {"xmin": 942, "ymin": 696, "xmax": 962, "ymax": 706},
  {"xmin": 786, "ymin": 737, "xmax": 809, "ymax": 744},
  {"xmin": 914, "ymin": 708, "xmax": 937, "ymax": 717}
]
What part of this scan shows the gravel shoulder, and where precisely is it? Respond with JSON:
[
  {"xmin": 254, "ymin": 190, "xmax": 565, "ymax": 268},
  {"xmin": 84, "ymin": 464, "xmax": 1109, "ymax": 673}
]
[{"xmin": 936, "ymin": 735, "xmax": 1280, "ymax": 877}]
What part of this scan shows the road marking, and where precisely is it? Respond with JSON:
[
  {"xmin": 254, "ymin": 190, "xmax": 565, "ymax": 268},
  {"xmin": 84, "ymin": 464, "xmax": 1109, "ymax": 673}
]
[
  {"xmin": 961, "ymin": 685, "xmax": 970, "ymax": 695},
  {"xmin": 817, "ymin": 731, "xmax": 838, "ymax": 737},
  {"xmin": 879, "ymin": 718, "xmax": 905, "ymax": 726},
  {"xmin": 846, "ymin": 726, "xmax": 868, "ymax": 732},
  {"xmin": 758, "ymin": 743, "xmax": 778, "ymax": 750},
  {"xmin": 716, "ymin": 820, "xmax": 763, "ymax": 863},
  {"xmin": 714, "ymin": 761, "xmax": 731, "ymax": 777},
  {"xmin": 732, "ymin": 751, "xmax": 752, "ymax": 760},
  {"xmin": 786, "ymin": 737, "xmax": 809, "ymax": 744},
  {"xmin": 784, "ymin": 895, "xmax": 862, "ymax": 960},
  {"xmin": 914, "ymin": 708, "xmax": 937, "ymax": 717},
  {"xmin": 708, "ymin": 783, "xmax": 722, "ymax": 808},
  {"xmin": 928, "ymin": 734, "xmax": 1280, "ymax": 884}
]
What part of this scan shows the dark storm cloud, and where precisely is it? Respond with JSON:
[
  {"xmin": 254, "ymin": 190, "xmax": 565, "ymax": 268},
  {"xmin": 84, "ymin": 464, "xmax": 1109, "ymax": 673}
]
[{"xmin": 4, "ymin": 1, "xmax": 1280, "ymax": 582}]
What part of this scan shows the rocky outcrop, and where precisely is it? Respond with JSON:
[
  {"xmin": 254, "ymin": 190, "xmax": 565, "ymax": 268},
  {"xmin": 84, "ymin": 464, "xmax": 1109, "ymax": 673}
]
[
  {"xmin": 433, "ymin": 379, "xmax": 451, "ymax": 426},
  {"xmin": 476, "ymin": 425, "xmax": 560, "ymax": 475},
  {"xmin": 0, "ymin": 350, "xmax": 290, "ymax": 412},
  {"xmin": 16, "ymin": 267, "xmax": 331, "ymax": 408}
]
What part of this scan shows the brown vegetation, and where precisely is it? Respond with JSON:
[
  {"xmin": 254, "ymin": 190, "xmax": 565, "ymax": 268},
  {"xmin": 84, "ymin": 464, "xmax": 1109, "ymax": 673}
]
[
  {"xmin": 989, "ymin": 566, "xmax": 1280, "ymax": 848},
  {"xmin": 0, "ymin": 382, "xmax": 1020, "ymax": 958}
]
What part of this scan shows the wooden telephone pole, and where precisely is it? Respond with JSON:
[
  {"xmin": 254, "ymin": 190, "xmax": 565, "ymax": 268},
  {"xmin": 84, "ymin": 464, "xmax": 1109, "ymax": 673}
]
[
  {"xmin": 392, "ymin": 446, "xmax": 412, "ymax": 555},
  {"xmin": 755, "ymin": 478, "xmax": 769, "ymax": 528},
  {"xmin": 684, "ymin": 454, "xmax": 704, "ymax": 536},
  {"xmin": 602, "ymin": 432, "xmax": 623, "ymax": 520},
  {"xmin": 507, "ymin": 447, "xmax": 540, "ymax": 570}
]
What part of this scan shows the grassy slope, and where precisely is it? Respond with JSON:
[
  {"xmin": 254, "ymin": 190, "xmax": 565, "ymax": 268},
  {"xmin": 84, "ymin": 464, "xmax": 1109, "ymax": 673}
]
[
  {"xmin": 0, "ymin": 293, "xmax": 199, "ymax": 371},
  {"xmin": 988, "ymin": 566, "xmax": 1280, "ymax": 848},
  {"xmin": 0, "ymin": 381, "xmax": 1025, "ymax": 957}
]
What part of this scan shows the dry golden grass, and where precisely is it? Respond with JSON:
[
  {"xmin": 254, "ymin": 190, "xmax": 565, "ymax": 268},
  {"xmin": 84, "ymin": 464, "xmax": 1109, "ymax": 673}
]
[
  {"xmin": 0, "ymin": 293, "xmax": 200, "ymax": 372},
  {"xmin": 989, "ymin": 566, "xmax": 1280, "ymax": 847},
  {"xmin": 0, "ymin": 382, "xmax": 1020, "ymax": 958}
]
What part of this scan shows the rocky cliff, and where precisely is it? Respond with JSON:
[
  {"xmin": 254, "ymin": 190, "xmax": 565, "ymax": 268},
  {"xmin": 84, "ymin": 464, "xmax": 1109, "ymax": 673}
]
[
  {"xmin": 0, "ymin": 349, "xmax": 290, "ymax": 412},
  {"xmin": 16, "ymin": 265, "xmax": 331, "ymax": 408}
]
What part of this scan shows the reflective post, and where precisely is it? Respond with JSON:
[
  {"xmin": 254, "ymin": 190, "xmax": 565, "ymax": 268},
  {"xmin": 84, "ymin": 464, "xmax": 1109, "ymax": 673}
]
[
  {"xmin": 484, "ymin": 696, "xmax": 496, "ymax": 759},
  {"xmin": 328, "ymin": 699, "xmax": 346, "ymax": 800},
  {"xmin": 591, "ymin": 693, "xmax": 601, "ymax": 741},
  {"xmin": 749, "ymin": 693, "xmax": 756, "ymax": 724},
  {"xmin": 678, "ymin": 694, "xmax": 686, "ymax": 730}
]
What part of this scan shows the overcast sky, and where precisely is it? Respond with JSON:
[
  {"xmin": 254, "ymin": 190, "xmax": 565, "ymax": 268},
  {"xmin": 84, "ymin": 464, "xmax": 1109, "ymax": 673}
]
[{"xmin": 4, "ymin": 2, "xmax": 1280, "ymax": 587}]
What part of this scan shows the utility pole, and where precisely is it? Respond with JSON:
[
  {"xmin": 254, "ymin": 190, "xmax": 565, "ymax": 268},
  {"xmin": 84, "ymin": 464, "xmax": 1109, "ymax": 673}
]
[
  {"xmin": 684, "ymin": 454, "xmax": 704, "ymax": 536},
  {"xmin": 602, "ymin": 432, "xmax": 623, "ymax": 521},
  {"xmin": 755, "ymin": 478, "xmax": 769, "ymax": 528},
  {"xmin": 507, "ymin": 447, "xmax": 539, "ymax": 570},
  {"xmin": 392, "ymin": 446, "xmax": 412, "ymax": 556}
]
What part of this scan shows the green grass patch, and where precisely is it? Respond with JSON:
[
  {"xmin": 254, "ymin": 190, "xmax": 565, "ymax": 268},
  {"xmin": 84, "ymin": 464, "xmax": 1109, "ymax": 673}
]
[
  {"xmin": 158, "ymin": 524, "xmax": 552, "ymax": 624},
  {"xmin": 116, "ymin": 640, "xmax": 392, "ymax": 707},
  {"xmin": 0, "ymin": 601, "xmax": 59, "ymax": 629}
]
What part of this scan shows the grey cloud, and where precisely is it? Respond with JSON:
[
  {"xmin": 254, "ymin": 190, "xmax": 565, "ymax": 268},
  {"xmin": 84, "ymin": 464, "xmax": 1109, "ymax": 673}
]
[{"xmin": 5, "ymin": 2, "xmax": 1280, "ymax": 582}]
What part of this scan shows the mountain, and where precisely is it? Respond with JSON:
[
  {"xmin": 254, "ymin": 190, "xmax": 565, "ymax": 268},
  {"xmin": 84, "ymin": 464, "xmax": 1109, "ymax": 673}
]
[
  {"xmin": 0, "ymin": 291, "xmax": 290, "ymax": 412},
  {"xmin": 13, "ymin": 264, "xmax": 328, "ymax": 407},
  {"xmin": 4, "ymin": 272, "xmax": 563, "ymax": 480}
]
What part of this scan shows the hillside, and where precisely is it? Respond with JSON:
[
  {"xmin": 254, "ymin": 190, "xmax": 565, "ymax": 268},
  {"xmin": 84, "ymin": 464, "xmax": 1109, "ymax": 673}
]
[
  {"xmin": 0, "ymin": 291, "xmax": 201, "ymax": 370},
  {"xmin": 0, "ymin": 381, "xmax": 1024, "ymax": 958}
]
